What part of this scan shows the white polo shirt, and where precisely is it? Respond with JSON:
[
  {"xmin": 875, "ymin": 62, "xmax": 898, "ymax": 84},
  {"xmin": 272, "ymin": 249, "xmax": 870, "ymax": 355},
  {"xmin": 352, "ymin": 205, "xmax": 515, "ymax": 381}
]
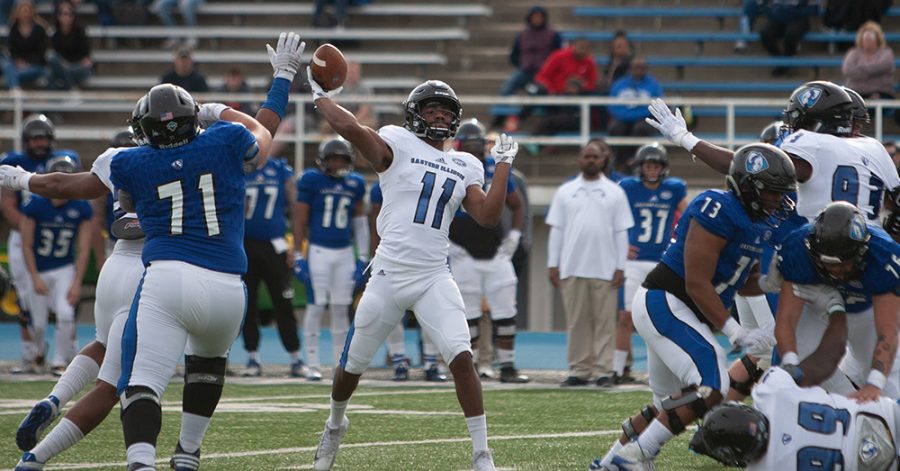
[{"xmin": 546, "ymin": 174, "xmax": 634, "ymax": 280}]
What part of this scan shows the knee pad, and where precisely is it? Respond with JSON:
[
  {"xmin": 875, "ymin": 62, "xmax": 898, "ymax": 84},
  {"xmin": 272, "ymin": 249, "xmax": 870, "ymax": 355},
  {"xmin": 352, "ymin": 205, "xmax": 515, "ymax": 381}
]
[
  {"xmin": 729, "ymin": 355, "xmax": 765, "ymax": 396},
  {"xmin": 660, "ymin": 385, "xmax": 713, "ymax": 434},
  {"xmin": 183, "ymin": 355, "xmax": 227, "ymax": 417},
  {"xmin": 621, "ymin": 404, "xmax": 658, "ymax": 441},
  {"xmin": 493, "ymin": 316, "xmax": 516, "ymax": 340},
  {"xmin": 184, "ymin": 355, "xmax": 227, "ymax": 385},
  {"xmin": 120, "ymin": 386, "xmax": 161, "ymax": 446},
  {"xmin": 467, "ymin": 316, "xmax": 481, "ymax": 341}
]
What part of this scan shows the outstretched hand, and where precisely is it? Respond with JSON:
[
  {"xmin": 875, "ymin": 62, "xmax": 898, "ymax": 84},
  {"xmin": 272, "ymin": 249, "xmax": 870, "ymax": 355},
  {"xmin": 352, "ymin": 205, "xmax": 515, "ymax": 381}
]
[{"xmin": 267, "ymin": 32, "xmax": 306, "ymax": 81}]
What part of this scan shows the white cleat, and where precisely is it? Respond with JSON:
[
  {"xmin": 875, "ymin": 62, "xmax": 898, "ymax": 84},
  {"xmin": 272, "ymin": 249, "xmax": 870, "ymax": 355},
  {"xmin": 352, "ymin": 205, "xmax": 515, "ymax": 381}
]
[
  {"xmin": 306, "ymin": 367, "xmax": 323, "ymax": 381},
  {"xmin": 616, "ymin": 442, "xmax": 657, "ymax": 471},
  {"xmin": 472, "ymin": 449, "xmax": 496, "ymax": 471},
  {"xmin": 313, "ymin": 416, "xmax": 349, "ymax": 470}
]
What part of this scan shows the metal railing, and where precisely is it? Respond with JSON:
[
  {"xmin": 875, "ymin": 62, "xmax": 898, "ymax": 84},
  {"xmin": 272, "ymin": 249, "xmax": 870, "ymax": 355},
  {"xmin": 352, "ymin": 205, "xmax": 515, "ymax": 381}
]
[{"xmin": 3, "ymin": 91, "xmax": 899, "ymax": 173}]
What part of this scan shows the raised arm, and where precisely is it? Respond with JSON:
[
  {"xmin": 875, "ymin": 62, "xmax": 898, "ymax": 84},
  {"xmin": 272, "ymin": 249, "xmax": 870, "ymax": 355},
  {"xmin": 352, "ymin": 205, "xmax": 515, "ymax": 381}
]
[{"xmin": 307, "ymin": 68, "xmax": 393, "ymax": 173}]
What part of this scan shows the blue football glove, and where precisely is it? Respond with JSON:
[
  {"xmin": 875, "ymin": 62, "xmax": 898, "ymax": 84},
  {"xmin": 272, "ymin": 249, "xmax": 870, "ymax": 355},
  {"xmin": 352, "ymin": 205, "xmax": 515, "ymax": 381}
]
[
  {"xmin": 353, "ymin": 258, "xmax": 369, "ymax": 291},
  {"xmin": 293, "ymin": 253, "xmax": 310, "ymax": 285}
]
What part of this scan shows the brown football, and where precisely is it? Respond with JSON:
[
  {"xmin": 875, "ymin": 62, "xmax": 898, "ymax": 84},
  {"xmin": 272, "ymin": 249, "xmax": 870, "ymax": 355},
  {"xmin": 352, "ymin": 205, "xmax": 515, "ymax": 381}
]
[{"xmin": 310, "ymin": 43, "xmax": 348, "ymax": 91}]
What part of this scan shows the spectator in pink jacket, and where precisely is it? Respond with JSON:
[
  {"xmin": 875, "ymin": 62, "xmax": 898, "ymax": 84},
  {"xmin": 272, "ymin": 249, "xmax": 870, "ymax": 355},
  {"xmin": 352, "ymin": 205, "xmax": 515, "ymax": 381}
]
[{"xmin": 842, "ymin": 21, "xmax": 895, "ymax": 99}]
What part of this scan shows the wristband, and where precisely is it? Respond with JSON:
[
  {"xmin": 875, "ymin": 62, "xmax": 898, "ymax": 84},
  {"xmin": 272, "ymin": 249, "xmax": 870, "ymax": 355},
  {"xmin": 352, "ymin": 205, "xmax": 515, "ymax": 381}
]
[
  {"xmin": 721, "ymin": 318, "xmax": 741, "ymax": 339},
  {"xmin": 867, "ymin": 370, "xmax": 887, "ymax": 390},
  {"xmin": 21, "ymin": 172, "xmax": 33, "ymax": 192},
  {"xmin": 681, "ymin": 132, "xmax": 700, "ymax": 152},
  {"xmin": 781, "ymin": 351, "xmax": 800, "ymax": 366},
  {"xmin": 260, "ymin": 77, "xmax": 291, "ymax": 120}
]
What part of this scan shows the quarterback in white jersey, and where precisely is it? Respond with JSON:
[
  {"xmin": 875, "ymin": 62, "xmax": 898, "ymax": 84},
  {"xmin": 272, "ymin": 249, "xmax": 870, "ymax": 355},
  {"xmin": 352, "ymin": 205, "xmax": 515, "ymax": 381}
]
[
  {"xmin": 691, "ymin": 367, "xmax": 900, "ymax": 471},
  {"xmin": 309, "ymin": 74, "xmax": 517, "ymax": 471}
]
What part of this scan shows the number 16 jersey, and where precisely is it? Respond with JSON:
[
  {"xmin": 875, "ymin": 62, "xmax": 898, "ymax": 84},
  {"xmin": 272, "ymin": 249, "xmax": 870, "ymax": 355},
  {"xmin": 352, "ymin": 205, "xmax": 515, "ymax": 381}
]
[{"xmin": 375, "ymin": 125, "xmax": 485, "ymax": 268}]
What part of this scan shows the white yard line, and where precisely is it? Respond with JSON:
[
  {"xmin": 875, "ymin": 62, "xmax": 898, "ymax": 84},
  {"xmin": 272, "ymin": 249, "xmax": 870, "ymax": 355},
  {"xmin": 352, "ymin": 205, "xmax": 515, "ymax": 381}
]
[{"xmin": 9, "ymin": 430, "xmax": 621, "ymax": 470}]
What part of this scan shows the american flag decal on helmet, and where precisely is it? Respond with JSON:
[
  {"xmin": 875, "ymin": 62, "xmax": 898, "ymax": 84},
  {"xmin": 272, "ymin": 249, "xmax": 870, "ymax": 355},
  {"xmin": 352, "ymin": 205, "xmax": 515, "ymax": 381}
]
[{"xmin": 160, "ymin": 112, "xmax": 174, "ymax": 121}]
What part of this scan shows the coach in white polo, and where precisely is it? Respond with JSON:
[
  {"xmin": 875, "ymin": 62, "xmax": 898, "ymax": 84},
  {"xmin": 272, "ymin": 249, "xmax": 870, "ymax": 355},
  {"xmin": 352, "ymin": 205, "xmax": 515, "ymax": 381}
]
[{"xmin": 547, "ymin": 139, "xmax": 633, "ymax": 387}]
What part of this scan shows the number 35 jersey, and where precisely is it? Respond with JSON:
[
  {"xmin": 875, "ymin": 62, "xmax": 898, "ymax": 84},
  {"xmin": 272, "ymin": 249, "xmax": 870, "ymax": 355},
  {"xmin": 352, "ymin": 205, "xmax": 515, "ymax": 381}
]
[
  {"xmin": 751, "ymin": 367, "xmax": 900, "ymax": 471},
  {"xmin": 780, "ymin": 131, "xmax": 900, "ymax": 223},
  {"xmin": 375, "ymin": 125, "xmax": 485, "ymax": 268},
  {"xmin": 295, "ymin": 168, "xmax": 366, "ymax": 248}
]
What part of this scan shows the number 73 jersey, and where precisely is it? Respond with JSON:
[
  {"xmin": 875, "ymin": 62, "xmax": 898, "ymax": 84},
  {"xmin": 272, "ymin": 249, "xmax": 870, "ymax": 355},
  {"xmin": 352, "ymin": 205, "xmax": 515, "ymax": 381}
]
[
  {"xmin": 374, "ymin": 125, "xmax": 485, "ymax": 268},
  {"xmin": 751, "ymin": 367, "xmax": 900, "ymax": 471},
  {"xmin": 295, "ymin": 168, "xmax": 366, "ymax": 248}
]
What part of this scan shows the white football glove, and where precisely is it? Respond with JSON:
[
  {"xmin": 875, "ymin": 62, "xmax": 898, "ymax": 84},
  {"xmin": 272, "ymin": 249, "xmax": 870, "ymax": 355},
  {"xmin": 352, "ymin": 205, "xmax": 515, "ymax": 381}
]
[
  {"xmin": 792, "ymin": 284, "xmax": 846, "ymax": 315},
  {"xmin": 497, "ymin": 229, "xmax": 522, "ymax": 259},
  {"xmin": 491, "ymin": 133, "xmax": 518, "ymax": 165},
  {"xmin": 757, "ymin": 255, "xmax": 783, "ymax": 293},
  {"xmin": 742, "ymin": 327, "xmax": 776, "ymax": 358},
  {"xmin": 267, "ymin": 31, "xmax": 306, "ymax": 81},
  {"xmin": 0, "ymin": 165, "xmax": 33, "ymax": 191},
  {"xmin": 306, "ymin": 66, "xmax": 343, "ymax": 101},
  {"xmin": 721, "ymin": 318, "xmax": 749, "ymax": 349},
  {"xmin": 645, "ymin": 98, "xmax": 699, "ymax": 151},
  {"xmin": 198, "ymin": 103, "xmax": 230, "ymax": 129}
]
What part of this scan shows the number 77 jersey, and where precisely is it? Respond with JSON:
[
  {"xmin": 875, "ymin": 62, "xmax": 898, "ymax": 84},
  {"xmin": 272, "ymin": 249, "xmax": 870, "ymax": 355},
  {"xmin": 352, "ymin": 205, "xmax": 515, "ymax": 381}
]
[{"xmin": 373, "ymin": 125, "xmax": 485, "ymax": 268}]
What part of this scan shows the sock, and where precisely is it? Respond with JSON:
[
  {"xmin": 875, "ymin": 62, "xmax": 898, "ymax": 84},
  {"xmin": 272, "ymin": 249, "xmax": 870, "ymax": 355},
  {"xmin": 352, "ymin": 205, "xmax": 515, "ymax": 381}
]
[
  {"xmin": 31, "ymin": 417, "xmax": 84, "ymax": 463},
  {"xmin": 50, "ymin": 354, "xmax": 100, "ymax": 407},
  {"xmin": 636, "ymin": 420, "xmax": 674, "ymax": 457},
  {"xmin": 327, "ymin": 399, "xmax": 349, "ymax": 428},
  {"xmin": 330, "ymin": 304, "xmax": 350, "ymax": 366},
  {"xmin": 613, "ymin": 350, "xmax": 628, "ymax": 376},
  {"xmin": 600, "ymin": 440, "xmax": 624, "ymax": 466},
  {"xmin": 179, "ymin": 412, "xmax": 211, "ymax": 454},
  {"xmin": 289, "ymin": 350, "xmax": 300, "ymax": 362},
  {"xmin": 391, "ymin": 353, "xmax": 407, "ymax": 365},
  {"xmin": 465, "ymin": 415, "xmax": 489, "ymax": 453},
  {"xmin": 422, "ymin": 332, "xmax": 438, "ymax": 369},
  {"xmin": 387, "ymin": 324, "xmax": 405, "ymax": 357},
  {"xmin": 496, "ymin": 348, "xmax": 514, "ymax": 367},
  {"xmin": 472, "ymin": 348, "xmax": 480, "ymax": 366},
  {"xmin": 303, "ymin": 304, "xmax": 325, "ymax": 368},
  {"xmin": 126, "ymin": 442, "xmax": 156, "ymax": 467},
  {"xmin": 247, "ymin": 351, "xmax": 259, "ymax": 362},
  {"xmin": 52, "ymin": 320, "xmax": 75, "ymax": 366},
  {"xmin": 22, "ymin": 338, "xmax": 37, "ymax": 362}
]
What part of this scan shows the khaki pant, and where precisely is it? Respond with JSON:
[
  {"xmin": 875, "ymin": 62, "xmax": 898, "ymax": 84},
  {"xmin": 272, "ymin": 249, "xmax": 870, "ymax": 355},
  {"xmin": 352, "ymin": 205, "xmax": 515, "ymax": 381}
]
[{"xmin": 560, "ymin": 276, "xmax": 617, "ymax": 379}]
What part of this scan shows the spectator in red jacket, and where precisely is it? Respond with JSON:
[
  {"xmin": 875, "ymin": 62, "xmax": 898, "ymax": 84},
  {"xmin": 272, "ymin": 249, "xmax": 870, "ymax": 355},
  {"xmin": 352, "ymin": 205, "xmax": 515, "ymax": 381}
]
[{"xmin": 534, "ymin": 38, "xmax": 597, "ymax": 95}]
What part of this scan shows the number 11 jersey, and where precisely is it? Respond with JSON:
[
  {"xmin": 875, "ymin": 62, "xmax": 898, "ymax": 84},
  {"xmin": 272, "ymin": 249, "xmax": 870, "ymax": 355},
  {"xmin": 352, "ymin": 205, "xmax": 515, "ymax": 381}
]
[{"xmin": 375, "ymin": 125, "xmax": 485, "ymax": 268}]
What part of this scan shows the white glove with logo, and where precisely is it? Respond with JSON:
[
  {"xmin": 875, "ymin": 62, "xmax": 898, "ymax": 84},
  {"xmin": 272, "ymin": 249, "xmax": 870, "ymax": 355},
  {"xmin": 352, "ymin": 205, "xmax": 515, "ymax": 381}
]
[
  {"xmin": 491, "ymin": 133, "xmax": 518, "ymax": 165},
  {"xmin": 198, "ymin": 103, "xmax": 230, "ymax": 129},
  {"xmin": 267, "ymin": 32, "xmax": 306, "ymax": 81},
  {"xmin": 307, "ymin": 66, "xmax": 343, "ymax": 101},
  {"xmin": 792, "ymin": 284, "xmax": 846, "ymax": 315},
  {"xmin": 757, "ymin": 255, "xmax": 783, "ymax": 293},
  {"xmin": 0, "ymin": 165, "xmax": 33, "ymax": 191},
  {"xmin": 497, "ymin": 229, "xmax": 522, "ymax": 258},
  {"xmin": 645, "ymin": 98, "xmax": 700, "ymax": 151}
]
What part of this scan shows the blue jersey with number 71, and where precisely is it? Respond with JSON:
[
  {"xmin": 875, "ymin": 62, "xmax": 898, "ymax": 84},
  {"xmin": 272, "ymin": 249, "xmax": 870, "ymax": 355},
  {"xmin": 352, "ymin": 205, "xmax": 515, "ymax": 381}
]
[
  {"xmin": 295, "ymin": 168, "xmax": 366, "ymax": 248},
  {"xmin": 660, "ymin": 189, "xmax": 768, "ymax": 310},
  {"xmin": 109, "ymin": 121, "xmax": 258, "ymax": 274}
]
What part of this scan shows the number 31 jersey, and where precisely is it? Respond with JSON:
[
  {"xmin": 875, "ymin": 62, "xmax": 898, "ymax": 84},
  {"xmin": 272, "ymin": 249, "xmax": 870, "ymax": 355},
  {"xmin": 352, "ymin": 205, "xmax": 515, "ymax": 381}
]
[
  {"xmin": 780, "ymin": 131, "xmax": 900, "ymax": 223},
  {"xmin": 620, "ymin": 176, "xmax": 687, "ymax": 262},
  {"xmin": 295, "ymin": 167, "xmax": 365, "ymax": 248},
  {"xmin": 751, "ymin": 367, "xmax": 900, "ymax": 471},
  {"xmin": 375, "ymin": 125, "xmax": 485, "ymax": 268}
]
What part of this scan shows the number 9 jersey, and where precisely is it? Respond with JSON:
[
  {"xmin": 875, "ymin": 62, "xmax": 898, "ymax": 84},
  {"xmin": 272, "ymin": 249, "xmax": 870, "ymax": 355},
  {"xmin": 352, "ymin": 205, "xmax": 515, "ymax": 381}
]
[{"xmin": 374, "ymin": 125, "xmax": 484, "ymax": 268}]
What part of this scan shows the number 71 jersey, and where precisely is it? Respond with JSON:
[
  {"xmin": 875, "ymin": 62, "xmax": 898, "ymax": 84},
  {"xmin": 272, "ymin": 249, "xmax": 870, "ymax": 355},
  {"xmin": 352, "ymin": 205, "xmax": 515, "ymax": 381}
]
[
  {"xmin": 374, "ymin": 125, "xmax": 485, "ymax": 267},
  {"xmin": 295, "ymin": 167, "xmax": 366, "ymax": 248}
]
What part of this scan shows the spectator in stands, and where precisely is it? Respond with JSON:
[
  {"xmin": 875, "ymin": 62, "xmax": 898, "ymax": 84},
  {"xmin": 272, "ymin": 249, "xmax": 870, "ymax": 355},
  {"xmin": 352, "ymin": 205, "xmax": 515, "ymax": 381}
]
[
  {"xmin": 599, "ymin": 31, "xmax": 633, "ymax": 91},
  {"xmin": 531, "ymin": 76, "xmax": 585, "ymax": 135},
  {"xmin": 607, "ymin": 57, "xmax": 663, "ymax": 169},
  {"xmin": 339, "ymin": 61, "xmax": 374, "ymax": 127},
  {"xmin": 885, "ymin": 140, "xmax": 899, "ymax": 169},
  {"xmin": 842, "ymin": 21, "xmax": 895, "ymax": 99},
  {"xmin": 500, "ymin": 6, "xmax": 562, "ymax": 97},
  {"xmin": 735, "ymin": 0, "xmax": 771, "ymax": 53},
  {"xmin": 216, "ymin": 67, "xmax": 255, "ymax": 115},
  {"xmin": 3, "ymin": 0, "xmax": 48, "ymax": 91},
  {"xmin": 159, "ymin": 46, "xmax": 208, "ymax": 92},
  {"xmin": 313, "ymin": 0, "xmax": 347, "ymax": 28},
  {"xmin": 760, "ymin": 0, "xmax": 812, "ymax": 77},
  {"xmin": 546, "ymin": 139, "xmax": 632, "ymax": 387},
  {"xmin": 528, "ymin": 37, "xmax": 597, "ymax": 135},
  {"xmin": 824, "ymin": 0, "xmax": 892, "ymax": 32},
  {"xmin": 151, "ymin": 0, "xmax": 204, "ymax": 48},
  {"xmin": 47, "ymin": 0, "xmax": 92, "ymax": 91}
]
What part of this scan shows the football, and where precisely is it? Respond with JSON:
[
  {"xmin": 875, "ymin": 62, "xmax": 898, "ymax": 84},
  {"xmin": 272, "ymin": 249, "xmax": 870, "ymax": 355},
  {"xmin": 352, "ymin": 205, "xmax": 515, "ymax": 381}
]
[{"xmin": 310, "ymin": 43, "xmax": 348, "ymax": 91}]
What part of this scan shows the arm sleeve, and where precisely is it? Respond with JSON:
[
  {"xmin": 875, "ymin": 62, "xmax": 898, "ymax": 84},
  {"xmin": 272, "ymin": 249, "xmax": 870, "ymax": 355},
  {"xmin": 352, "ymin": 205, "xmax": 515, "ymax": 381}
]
[
  {"xmin": 90, "ymin": 148, "xmax": 118, "ymax": 192},
  {"xmin": 615, "ymin": 187, "xmax": 635, "ymax": 232},
  {"xmin": 548, "ymin": 225, "xmax": 563, "ymax": 268},
  {"xmin": 353, "ymin": 215, "xmax": 370, "ymax": 260},
  {"xmin": 615, "ymin": 228, "xmax": 628, "ymax": 270},
  {"xmin": 779, "ymin": 131, "xmax": 820, "ymax": 170}
]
